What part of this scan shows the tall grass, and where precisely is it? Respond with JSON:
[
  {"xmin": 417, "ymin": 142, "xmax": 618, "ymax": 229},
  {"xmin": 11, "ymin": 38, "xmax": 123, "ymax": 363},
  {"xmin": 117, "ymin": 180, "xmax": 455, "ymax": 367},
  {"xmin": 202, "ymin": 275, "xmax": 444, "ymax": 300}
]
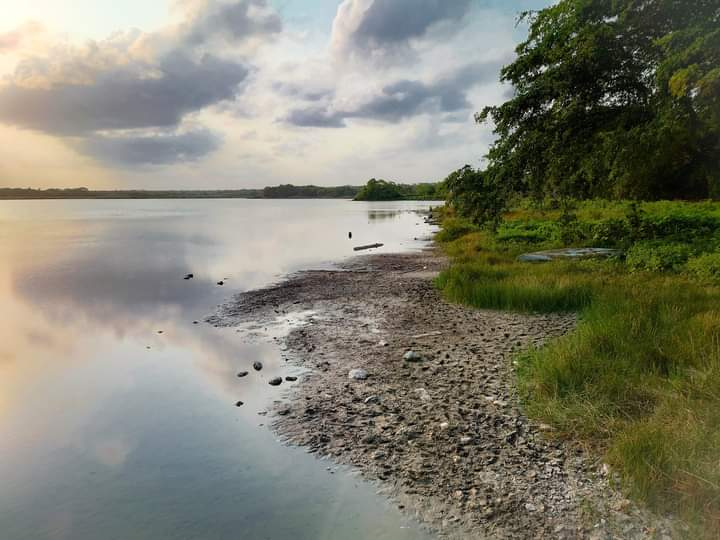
[{"xmin": 436, "ymin": 209, "xmax": 720, "ymax": 537}]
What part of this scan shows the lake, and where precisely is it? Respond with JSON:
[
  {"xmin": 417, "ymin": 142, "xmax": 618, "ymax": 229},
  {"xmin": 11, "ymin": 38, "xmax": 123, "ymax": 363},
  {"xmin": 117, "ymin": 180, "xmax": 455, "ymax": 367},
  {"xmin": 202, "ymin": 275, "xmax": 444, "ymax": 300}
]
[{"xmin": 0, "ymin": 199, "xmax": 439, "ymax": 540}]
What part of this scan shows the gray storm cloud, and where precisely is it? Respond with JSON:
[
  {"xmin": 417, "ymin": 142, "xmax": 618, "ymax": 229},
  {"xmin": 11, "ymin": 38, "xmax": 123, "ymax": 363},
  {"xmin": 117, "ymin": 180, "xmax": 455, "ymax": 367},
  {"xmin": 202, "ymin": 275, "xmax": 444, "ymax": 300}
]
[
  {"xmin": 0, "ymin": 0, "xmax": 280, "ymax": 167},
  {"xmin": 182, "ymin": 0, "xmax": 281, "ymax": 45},
  {"xmin": 79, "ymin": 128, "xmax": 222, "ymax": 166},
  {"xmin": 0, "ymin": 53, "xmax": 248, "ymax": 135},
  {"xmin": 285, "ymin": 59, "xmax": 505, "ymax": 128},
  {"xmin": 331, "ymin": 0, "xmax": 472, "ymax": 63}
]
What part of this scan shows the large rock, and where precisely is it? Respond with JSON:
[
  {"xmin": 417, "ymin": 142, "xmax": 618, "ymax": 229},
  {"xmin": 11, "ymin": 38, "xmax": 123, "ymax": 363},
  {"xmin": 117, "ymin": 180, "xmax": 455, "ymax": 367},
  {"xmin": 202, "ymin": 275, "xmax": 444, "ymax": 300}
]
[{"xmin": 518, "ymin": 247, "xmax": 621, "ymax": 263}]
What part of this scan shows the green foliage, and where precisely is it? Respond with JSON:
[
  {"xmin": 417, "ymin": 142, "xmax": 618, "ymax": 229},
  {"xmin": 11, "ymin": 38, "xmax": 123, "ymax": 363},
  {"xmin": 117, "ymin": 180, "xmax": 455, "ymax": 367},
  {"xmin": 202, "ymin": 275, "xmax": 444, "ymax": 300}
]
[
  {"xmin": 354, "ymin": 178, "xmax": 444, "ymax": 201},
  {"xmin": 687, "ymin": 252, "xmax": 720, "ymax": 281},
  {"xmin": 474, "ymin": 0, "xmax": 720, "ymax": 203},
  {"xmin": 262, "ymin": 184, "xmax": 360, "ymax": 198},
  {"xmin": 434, "ymin": 217, "xmax": 478, "ymax": 243},
  {"xmin": 625, "ymin": 242, "xmax": 693, "ymax": 272},
  {"xmin": 443, "ymin": 165, "xmax": 508, "ymax": 227},
  {"xmin": 435, "ymin": 200, "xmax": 720, "ymax": 535}
]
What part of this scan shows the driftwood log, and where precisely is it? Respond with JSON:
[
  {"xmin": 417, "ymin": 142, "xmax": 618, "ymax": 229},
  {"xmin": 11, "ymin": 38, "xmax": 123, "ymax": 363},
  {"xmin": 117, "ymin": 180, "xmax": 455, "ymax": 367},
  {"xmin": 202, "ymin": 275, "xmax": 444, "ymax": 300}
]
[{"xmin": 353, "ymin": 243, "xmax": 384, "ymax": 251}]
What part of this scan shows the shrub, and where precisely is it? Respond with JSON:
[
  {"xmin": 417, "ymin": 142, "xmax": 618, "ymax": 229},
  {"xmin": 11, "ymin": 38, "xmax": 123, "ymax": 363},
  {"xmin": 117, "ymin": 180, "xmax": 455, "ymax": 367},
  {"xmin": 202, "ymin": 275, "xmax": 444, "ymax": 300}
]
[
  {"xmin": 435, "ymin": 217, "xmax": 477, "ymax": 243},
  {"xmin": 625, "ymin": 242, "xmax": 692, "ymax": 272},
  {"xmin": 687, "ymin": 253, "xmax": 720, "ymax": 281}
]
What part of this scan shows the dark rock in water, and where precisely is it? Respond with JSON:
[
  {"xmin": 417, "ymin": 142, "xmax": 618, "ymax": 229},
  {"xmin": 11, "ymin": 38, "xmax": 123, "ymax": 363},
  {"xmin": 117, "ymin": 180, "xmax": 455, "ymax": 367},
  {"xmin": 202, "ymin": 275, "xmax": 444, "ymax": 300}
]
[
  {"xmin": 285, "ymin": 376, "xmax": 298, "ymax": 382},
  {"xmin": 193, "ymin": 321, "xmax": 199, "ymax": 324},
  {"xmin": 237, "ymin": 371, "xmax": 249, "ymax": 378},
  {"xmin": 253, "ymin": 361, "xmax": 263, "ymax": 371},
  {"xmin": 235, "ymin": 401, "xmax": 244, "ymax": 407},
  {"xmin": 217, "ymin": 280, "xmax": 224, "ymax": 286},
  {"xmin": 269, "ymin": 377, "xmax": 283, "ymax": 386},
  {"xmin": 184, "ymin": 273, "xmax": 194, "ymax": 280}
]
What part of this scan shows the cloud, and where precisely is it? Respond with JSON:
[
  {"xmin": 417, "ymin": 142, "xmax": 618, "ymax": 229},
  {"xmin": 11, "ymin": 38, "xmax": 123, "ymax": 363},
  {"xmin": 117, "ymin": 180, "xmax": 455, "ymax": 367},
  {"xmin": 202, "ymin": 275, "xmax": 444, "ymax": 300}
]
[
  {"xmin": 0, "ymin": 21, "xmax": 46, "ymax": 53},
  {"xmin": 285, "ymin": 59, "xmax": 504, "ymax": 128},
  {"xmin": 182, "ymin": 0, "xmax": 282, "ymax": 46},
  {"xmin": 271, "ymin": 81, "xmax": 333, "ymax": 102},
  {"xmin": 285, "ymin": 106, "xmax": 346, "ymax": 128},
  {"xmin": 330, "ymin": 0, "xmax": 472, "ymax": 63},
  {"xmin": 0, "ymin": 0, "xmax": 281, "ymax": 167},
  {"xmin": 0, "ymin": 52, "xmax": 248, "ymax": 135},
  {"xmin": 79, "ymin": 128, "xmax": 222, "ymax": 166}
]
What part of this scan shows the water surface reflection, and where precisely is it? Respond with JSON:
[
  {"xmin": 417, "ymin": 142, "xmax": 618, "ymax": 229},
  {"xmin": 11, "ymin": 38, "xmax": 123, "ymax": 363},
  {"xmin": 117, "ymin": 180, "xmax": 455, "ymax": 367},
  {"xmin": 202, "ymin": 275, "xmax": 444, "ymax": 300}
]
[{"xmin": 0, "ymin": 199, "xmax": 437, "ymax": 540}]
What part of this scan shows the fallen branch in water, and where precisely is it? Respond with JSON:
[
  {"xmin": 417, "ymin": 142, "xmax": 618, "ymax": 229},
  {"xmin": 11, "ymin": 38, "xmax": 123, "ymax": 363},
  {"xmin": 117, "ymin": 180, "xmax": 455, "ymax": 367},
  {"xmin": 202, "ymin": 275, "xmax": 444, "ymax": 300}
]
[{"xmin": 353, "ymin": 243, "xmax": 384, "ymax": 251}]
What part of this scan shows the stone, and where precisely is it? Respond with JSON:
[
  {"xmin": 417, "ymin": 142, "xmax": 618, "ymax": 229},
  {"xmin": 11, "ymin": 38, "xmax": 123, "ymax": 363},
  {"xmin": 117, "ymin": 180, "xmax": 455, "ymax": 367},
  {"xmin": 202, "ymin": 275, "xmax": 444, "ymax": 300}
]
[
  {"xmin": 268, "ymin": 377, "xmax": 283, "ymax": 386},
  {"xmin": 217, "ymin": 280, "xmax": 224, "ymax": 286},
  {"xmin": 518, "ymin": 247, "xmax": 621, "ymax": 263},
  {"xmin": 378, "ymin": 340, "xmax": 388, "ymax": 347},
  {"xmin": 237, "ymin": 371, "xmax": 249, "ymax": 378},
  {"xmin": 285, "ymin": 376, "xmax": 298, "ymax": 382},
  {"xmin": 460, "ymin": 436, "xmax": 472, "ymax": 444},
  {"xmin": 235, "ymin": 401, "xmax": 243, "ymax": 407},
  {"xmin": 403, "ymin": 350, "xmax": 422, "ymax": 362},
  {"xmin": 253, "ymin": 361, "xmax": 263, "ymax": 371},
  {"xmin": 414, "ymin": 388, "xmax": 431, "ymax": 401},
  {"xmin": 440, "ymin": 421, "xmax": 450, "ymax": 430},
  {"xmin": 348, "ymin": 368, "xmax": 368, "ymax": 380}
]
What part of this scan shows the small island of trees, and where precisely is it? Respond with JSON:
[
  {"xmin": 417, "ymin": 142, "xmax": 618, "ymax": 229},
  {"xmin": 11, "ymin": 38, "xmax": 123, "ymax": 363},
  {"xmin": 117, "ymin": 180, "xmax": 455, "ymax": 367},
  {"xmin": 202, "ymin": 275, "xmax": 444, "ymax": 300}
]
[{"xmin": 353, "ymin": 179, "xmax": 446, "ymax": 201}]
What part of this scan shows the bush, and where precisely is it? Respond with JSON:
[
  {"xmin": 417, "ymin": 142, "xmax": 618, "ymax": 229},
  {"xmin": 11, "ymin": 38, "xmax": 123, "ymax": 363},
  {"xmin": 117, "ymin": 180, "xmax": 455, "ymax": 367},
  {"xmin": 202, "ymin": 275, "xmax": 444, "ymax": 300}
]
[
  {"xmin": 435, "ymin": 217, "xmax": 477, "ymax": 243},
  {"xmin": 495, "ymin": 221, "xmax": 558, "ymax": 244},
  {"xmin": 625, "ymin": 242, "xmax": 692, "ymax": 272},
  {"xmin": 687, "ymin": 253, "xmax": 720, "ymax": 281}
]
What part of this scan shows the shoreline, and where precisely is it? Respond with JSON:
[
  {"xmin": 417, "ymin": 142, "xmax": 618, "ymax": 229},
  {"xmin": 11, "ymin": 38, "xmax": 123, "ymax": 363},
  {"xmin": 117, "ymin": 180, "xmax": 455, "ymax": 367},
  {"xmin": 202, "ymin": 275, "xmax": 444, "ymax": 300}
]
[{"xmin": 209, "ymin": 247, "xmax": 673, "ymax": 539}]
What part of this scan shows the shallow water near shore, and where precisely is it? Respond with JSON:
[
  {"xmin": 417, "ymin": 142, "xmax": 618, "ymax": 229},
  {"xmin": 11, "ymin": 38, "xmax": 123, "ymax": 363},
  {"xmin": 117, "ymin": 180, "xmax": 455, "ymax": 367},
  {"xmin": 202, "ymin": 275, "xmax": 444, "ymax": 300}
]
[{"xmin": 0, "ymin": 199, "xmax": 438, "ymax": 540}]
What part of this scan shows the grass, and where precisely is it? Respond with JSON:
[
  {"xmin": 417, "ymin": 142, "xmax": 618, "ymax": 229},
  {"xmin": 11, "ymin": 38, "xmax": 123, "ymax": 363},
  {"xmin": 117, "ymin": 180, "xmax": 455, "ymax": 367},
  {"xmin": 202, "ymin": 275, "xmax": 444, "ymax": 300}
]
[{"xmin": 435, "ymin": 202, "xmax": 720, "ymax": 538}]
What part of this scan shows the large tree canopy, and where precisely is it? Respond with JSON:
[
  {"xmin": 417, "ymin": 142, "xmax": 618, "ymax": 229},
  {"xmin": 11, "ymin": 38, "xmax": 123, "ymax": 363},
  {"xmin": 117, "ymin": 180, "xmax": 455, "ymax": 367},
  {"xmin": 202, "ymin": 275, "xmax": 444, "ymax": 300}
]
[{"xmin": 477, "ymin": 0, "xmax": 720, "ymax": 202}]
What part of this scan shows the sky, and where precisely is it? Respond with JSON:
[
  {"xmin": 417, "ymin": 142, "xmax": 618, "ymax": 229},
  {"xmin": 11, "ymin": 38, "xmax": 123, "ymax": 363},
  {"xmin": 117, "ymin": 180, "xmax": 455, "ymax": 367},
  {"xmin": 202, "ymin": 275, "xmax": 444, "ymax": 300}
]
[{"xmin": 0, "ymin": 0, "xmax": 552, "ymax": 189}]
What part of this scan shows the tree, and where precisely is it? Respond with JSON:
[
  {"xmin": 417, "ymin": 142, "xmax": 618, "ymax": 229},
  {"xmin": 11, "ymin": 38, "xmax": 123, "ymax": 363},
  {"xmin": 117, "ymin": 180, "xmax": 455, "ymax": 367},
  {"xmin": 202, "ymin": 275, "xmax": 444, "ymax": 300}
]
[
  {"xmin": 444, "ymin": 166, "xmax": 509, "ymax": 228},
  {"xmin": 477, "ymin": 0, "xmax": 720, "ymax": 202}
]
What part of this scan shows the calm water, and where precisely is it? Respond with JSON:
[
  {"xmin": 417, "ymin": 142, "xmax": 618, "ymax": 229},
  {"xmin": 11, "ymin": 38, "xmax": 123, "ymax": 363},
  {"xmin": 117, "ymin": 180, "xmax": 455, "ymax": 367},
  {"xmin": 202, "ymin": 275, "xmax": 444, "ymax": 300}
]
[{"xmin": 0, "ymin": 199, "xmax": 438, "ymax": 540}]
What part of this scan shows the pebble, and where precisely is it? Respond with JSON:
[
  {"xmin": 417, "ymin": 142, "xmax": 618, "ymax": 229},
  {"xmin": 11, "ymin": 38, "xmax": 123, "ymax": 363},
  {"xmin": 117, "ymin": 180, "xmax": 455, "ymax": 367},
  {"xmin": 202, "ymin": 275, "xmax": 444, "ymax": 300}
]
[
  {"xmin": 364, "ymin": 395, "xmax": 379, "ymax": 404},
  {"xmin": 403, "ymin": 350, "xmax": 422, "ymax": 362},
  {"xmin": 235, "ymin": 401, "xmax": 243, "ymax": 407},
  {"xmin": 253, "ymin": 361, "xmax": 263, "ymax": 371},
  {"xmin": 348, "ymin": 368, "xmax": 368, "ymax": 380},
  {"xmin": 237, "ymin": 371, "xmax": 249, "ymax": 378},
  {"xmin": 268, "ymin": 377, "xmax": 283, "ymax": 386},
  {"xmin": 285, "ymin": 376, "xmax": 298, "ymax": 382}
]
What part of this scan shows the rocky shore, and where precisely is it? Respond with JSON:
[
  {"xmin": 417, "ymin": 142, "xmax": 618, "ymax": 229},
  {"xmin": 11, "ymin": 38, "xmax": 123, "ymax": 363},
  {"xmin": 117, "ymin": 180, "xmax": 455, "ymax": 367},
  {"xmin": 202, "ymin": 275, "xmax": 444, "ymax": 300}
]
[{"xmin": 209, "ymin": 248, "xmax": 674, "ymax": 539}]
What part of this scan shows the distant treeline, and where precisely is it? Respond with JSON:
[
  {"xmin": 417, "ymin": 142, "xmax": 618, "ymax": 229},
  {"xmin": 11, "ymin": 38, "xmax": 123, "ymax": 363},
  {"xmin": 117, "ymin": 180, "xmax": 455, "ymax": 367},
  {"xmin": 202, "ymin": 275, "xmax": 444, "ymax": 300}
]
[
  {"xmin": 354, "ymin": 179, "xmax": 446, "ymax": 201},
  {"xmin": 0, "ymin": 187, "xmax": 264, "ymax": 199},
  {"xmin": 0, "ymin": 185, "xmax": 360, "ymax": 200},
  {"xmin": 261, "ymin": 184, "xmax": 360, "ymax": 198},
  {"xmin": 1, "ymin": 182, "xmax": 444, "ymax": 201}
]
